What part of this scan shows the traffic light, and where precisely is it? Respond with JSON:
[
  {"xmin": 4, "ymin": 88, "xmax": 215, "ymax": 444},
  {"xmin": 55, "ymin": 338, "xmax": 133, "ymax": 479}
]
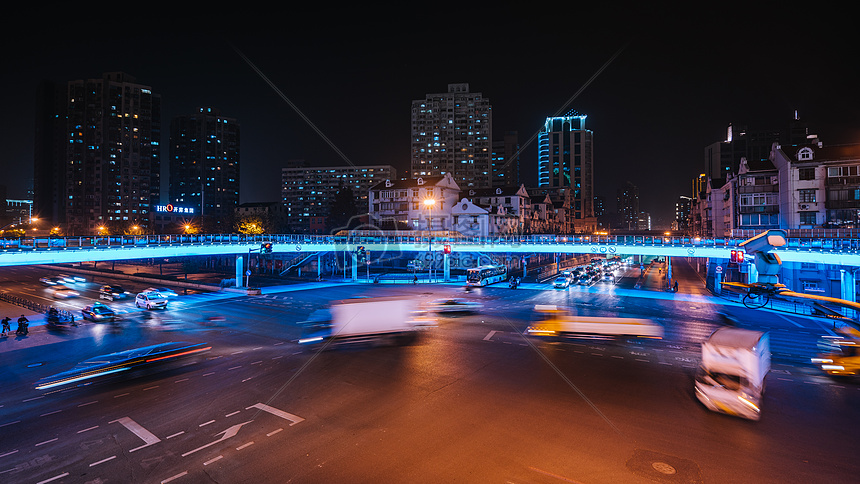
[
  {"xmin": 261, "ymin": 242, "xmax": 273, "ymax": 253},
  {"xmin": 730, "ymin": 250, "xmax": 744, "ymax": 264},
  {"xmin": 443, "ymin": 245, "xmax": 451, "ymax": 254},
  {"xmin": 356, "ymin": 246, "xmax": 366, "ymax": 262}
]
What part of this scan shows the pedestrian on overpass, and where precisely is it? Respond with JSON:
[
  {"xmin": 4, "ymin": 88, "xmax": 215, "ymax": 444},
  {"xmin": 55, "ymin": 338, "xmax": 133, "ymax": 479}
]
[{"xmin": 1, "ymin": 316, "xmax": 10, "ymax": 335}]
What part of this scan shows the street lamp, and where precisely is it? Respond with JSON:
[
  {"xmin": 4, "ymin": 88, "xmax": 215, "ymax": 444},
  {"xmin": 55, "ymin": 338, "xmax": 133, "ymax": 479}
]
[{"xmin": 424, "ymin": 198, "xmax": 436, "ymax": 282}]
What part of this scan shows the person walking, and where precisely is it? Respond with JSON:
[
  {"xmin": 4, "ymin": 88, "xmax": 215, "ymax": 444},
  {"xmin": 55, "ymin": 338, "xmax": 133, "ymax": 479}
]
[
  {"xmin": 673, "ymin": 280, "xmax": 679, "ymax": 293},
  {"xmin": 1, "ymin": 316, "xmax": 10, "ymax": 336}
]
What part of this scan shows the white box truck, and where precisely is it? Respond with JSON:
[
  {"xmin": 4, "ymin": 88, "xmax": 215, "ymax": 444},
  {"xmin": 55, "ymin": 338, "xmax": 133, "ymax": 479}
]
[
  {"xmin": 694, "ymin": 327, "xmax": 770, "ymax": 420},
  {"xmin": 298, "ymin": 296, "xmax": 433, "ymax": 346},
  {"xmin": 525, "ymin": 305, "xmax": 663, "ymax": 339}
]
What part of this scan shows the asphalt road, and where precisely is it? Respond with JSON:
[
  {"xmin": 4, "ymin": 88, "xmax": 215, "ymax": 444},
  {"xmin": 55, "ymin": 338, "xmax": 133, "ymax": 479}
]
[{"xmin": 0, "ymin": 266, "xmax": 857, "ymax": 484}]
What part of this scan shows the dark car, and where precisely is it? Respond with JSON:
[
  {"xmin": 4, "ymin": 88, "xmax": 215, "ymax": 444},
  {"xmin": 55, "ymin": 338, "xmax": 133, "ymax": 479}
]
[
  {"xmin": 82, "ymin": 303, "xmax": 116, "ymax": 322},
  {"xmin": 99, "ymin": 285, "xmax": 129, "ymax": 301}
]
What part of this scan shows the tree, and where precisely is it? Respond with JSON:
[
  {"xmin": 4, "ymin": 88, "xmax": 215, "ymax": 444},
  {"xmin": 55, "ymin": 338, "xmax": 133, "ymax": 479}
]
[{"xmin": 236, "ymin": 216, "xmax": 265, "ymax": 234}]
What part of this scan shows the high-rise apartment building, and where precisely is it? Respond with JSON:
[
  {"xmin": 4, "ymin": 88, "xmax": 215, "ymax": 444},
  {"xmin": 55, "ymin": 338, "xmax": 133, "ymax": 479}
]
[
  {"xmin": 411, "ymin": 83, "xmax": 492, "ymax": 189},
  {"xmin": 491, "ymin": 131, "xmax": 520, "ymax": 188},
  {"xmin": 169, "ymin": 107, "xmax": 240, "ymax": 227},
  {"xmin": 34, "ymin": 72, "xmax": 161, "ymax": 234},
  {"xmin": 616, "ymin": 181, "xmax": 640, "ymax": 230},
  {"xmin": 537, "ymin": 112, "xmax": 594, "ymax": 222},
  {"xmin": 281, "ymin": 164, "xmax": 396, "ymax": 232}
]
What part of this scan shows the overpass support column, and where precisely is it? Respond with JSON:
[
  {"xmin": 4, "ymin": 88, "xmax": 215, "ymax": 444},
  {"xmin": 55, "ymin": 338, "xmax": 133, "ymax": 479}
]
[
  {"xmin": 236, "ymin": 255, "xmax": 244, "ymax": 287},
  {"xmin": 714, "ymin": 270, "xmax": 722, "ymax": 294},
  {"xmin": 443, "ymin": 253, "xmax": 450, "ymax": 282},
  {"xmin": 840, "ymin": 270, "xmax": 857, "ymax": 318},
  {"xmin": 556, "ymin": 254, "xmax": 560, "ymax": 273},
  {"xmin": 666, "ymin": 257, "xmax": 672, "ymax": 283},
  {"xmin": 351, "ymin": 252, "xmax": 358, "ymax": 281},
  {"xmin": 317, "ymin": 254, "xmax": 322, "ymax": 280}
]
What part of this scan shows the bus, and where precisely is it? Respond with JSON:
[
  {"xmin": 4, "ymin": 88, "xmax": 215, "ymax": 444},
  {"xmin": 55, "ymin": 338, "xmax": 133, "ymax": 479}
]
[{"xmin": 466, "ymin": 265, "xmax": 508, "ymax": 286}]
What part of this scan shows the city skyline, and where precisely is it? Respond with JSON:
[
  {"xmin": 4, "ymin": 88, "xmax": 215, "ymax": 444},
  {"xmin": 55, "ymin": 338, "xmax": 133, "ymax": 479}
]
[{"xmin": 2, "ymin": 5, "xmax": 857, "ymax": 227}]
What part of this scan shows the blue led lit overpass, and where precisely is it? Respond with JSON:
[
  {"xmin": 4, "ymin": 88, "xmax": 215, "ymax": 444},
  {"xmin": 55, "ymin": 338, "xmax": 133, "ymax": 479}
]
[{"xmin": 1, "ymin": 234, "xmax": 859, "ymax": 267}]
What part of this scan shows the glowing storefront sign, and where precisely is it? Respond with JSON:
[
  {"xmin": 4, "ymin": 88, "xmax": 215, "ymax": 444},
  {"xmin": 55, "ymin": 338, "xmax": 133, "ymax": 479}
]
[{"xmin": 154, "ymin": 204, "xmax": 195, "ymax": 215}]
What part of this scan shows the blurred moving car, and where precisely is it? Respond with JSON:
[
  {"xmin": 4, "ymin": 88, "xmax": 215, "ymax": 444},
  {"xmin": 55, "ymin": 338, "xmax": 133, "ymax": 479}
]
[
  {"xmin": 58, "ymin": 274, "xmax": 86, "ymax": 284},
  {"xmin": 601, "ymin": 272, "xmax": 615, "ymax": 283},
  {"xmin": 298, "ymin": 296, "xmax": 429, "ymax": 346},
  {"xmin": 812, "ymin": 326, "xmax": 860, "ymax": 376},
  {"xmin": 428, "ymin": 298, "xmax": 483, "ymax": 313},
  {"xmin": 145, "ymin": 287, "xmax": 178, "ymax": 297},
  {"xmin": 40, "ymin": 276, "xmax": 63, "ymax": 285},
  {"xmin": 100, "ymin": 285, "xmax": 130, "ymax": 301},
  {"xmin": 82, "ymin": 303, "xmax": 116, "ymax": 322},
  {"xmin": 552, "ymin": 277, "xmax": 570, "ymax": 289},
  {"xmin": 526, "ymin": 305, "xmax": 663, "ymax": 340},
  {"xmin": 48, "ymin": 284, "xmax": 80, "ymax": 299},
  {"xmin": 135, "ymin": 291, "xmax": 168, "ymax": 310}
]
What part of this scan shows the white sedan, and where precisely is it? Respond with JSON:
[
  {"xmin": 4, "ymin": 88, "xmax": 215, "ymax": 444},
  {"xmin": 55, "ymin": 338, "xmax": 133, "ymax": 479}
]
[
  {"xmin": 428, "ymin": 298, "xmax": 483, "ymax": 313},
  {"xmin": 552, "ymin": 277, "xmax": 570, "ymax": 289}
]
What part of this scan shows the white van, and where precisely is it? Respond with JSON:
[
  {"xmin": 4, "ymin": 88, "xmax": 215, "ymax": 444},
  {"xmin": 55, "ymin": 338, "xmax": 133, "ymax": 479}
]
[{"xmin": 695, "ymin": 327, "xmax": 770, "ymax": 420}]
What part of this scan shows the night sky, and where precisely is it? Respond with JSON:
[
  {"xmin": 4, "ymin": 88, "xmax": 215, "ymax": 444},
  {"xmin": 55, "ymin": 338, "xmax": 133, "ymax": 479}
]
[{"xmin": 2, "ymin": 4, "xmax": 857, "ymax": 226}]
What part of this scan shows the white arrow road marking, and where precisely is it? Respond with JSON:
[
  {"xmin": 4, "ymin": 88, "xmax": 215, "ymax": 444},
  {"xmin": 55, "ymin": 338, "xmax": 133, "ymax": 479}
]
[
  {"xmin": 109, "ymin": 417, "xmax": 161, "ymax": 453},
  {"xmin": 181, "ymin": 421, "xmax": 253, "ymax": 457},
  {"xmin": 246, "ymin": 403, "xmax": 304, "ymax": 426}
]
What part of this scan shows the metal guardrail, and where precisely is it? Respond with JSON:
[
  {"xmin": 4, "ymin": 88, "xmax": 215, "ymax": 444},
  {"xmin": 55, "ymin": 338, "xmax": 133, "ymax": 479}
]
[{"xmin": 0, "ymin": 292, "xmax": 74, "ymax": 321}]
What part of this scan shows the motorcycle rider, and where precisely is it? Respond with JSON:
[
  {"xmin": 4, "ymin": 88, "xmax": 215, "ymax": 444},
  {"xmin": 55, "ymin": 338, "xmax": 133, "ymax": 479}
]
[{"xmin": 16, "ymin": 315, "xmax": 29, "ymax": 335}]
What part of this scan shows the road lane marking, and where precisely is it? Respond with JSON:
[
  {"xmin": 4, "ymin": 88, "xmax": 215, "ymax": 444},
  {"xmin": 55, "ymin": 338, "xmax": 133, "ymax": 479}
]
[
  {"xmin": 199, "ymin": 420, "xmax": 216, "ymax": 427},
  {"xmin": 114, "ymin": 393, "xmax": 130, "ymax": 398},
  {"xmin": 166, "ymin": 431, "xmax": 185, "ymax": 439},
  {"xmin": 23, "ymin": 396, "xmax": 45, "ymax": 402},
  {"xmin": 202, "ymin": 372, "xmax": 215, "ymax": 377},
  {"xmin": 161, "ymin": 471, "xmax": 188, "ymax": 483},
  {"xmin": 204, "ymin": 455, "xmax": 223, "ymax": 465},
  {"xmin": 77, "ymin": 426, "xmax": 99, "ymax": 434},
  {"xmin": 181, "ymin": 421, "xmax": 253, "ymax": 457},
  {"xmin": 247, "ymin": 403, "xmax": 305, "ymax": 426},
  {"xmin": 0, "ymin": 450, "xmax": 18, "ymax": 458},
  {"xmin": 174, "ymin": 378, "xmax": 189, "ymax": 383},
  {"xmin": 266, "ymin": 428, "xmax": 283, "ymax": 437},
  {"xmin": 110, "ymin": 417, "xmax": 161, "ymax": 452},
  {"xmin": 0, "ymin": 420, "xmax": 20, "ymax": 428},
  {"xmin": 36, "ymin": 438, "xmax": 58, "ymax": 446},
  {"xmin": 89, "ymin": 455, "xmax": 116, "ymax": 466},
  {"xmin": 236, "ymin": 441, "xmax": 254, "ymax": 450},
  {"xmin": 36, "ymin": 473, "xmax": 69, "ymax": 484},
  {"xmin": 529, "ymin": 466, "xmax": 584, "ymax": 483},
  {"xmin": 225, "ymin": 411, "xmax": 241, "ymax": 417},
  {"xmin": 144, "ymin": 386, "xmax": 160, "ymax": 391},
  {"xmin": 78, "ymin": 401, "xmax": 98, "ymax": 407},
  {"xmin": 40, "ymin": 410, "xmax": 62, "ymax": 417},
  {"xmin": 483, "ymin": 330, "xmax": 498, "ymax": 341},
  {"xmin": 228, "ymin": 366, "xmax": 242, "ymax": 370}
]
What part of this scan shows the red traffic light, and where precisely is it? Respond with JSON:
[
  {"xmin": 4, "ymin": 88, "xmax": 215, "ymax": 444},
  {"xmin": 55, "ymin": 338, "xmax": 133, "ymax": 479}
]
[
  {"xmin": 730, "ymin": 250, "xmax": 744, "ymax": 263},
  {"xmin": 443, "ymin": 245, "xmax": 452, "ymax": 254}
]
